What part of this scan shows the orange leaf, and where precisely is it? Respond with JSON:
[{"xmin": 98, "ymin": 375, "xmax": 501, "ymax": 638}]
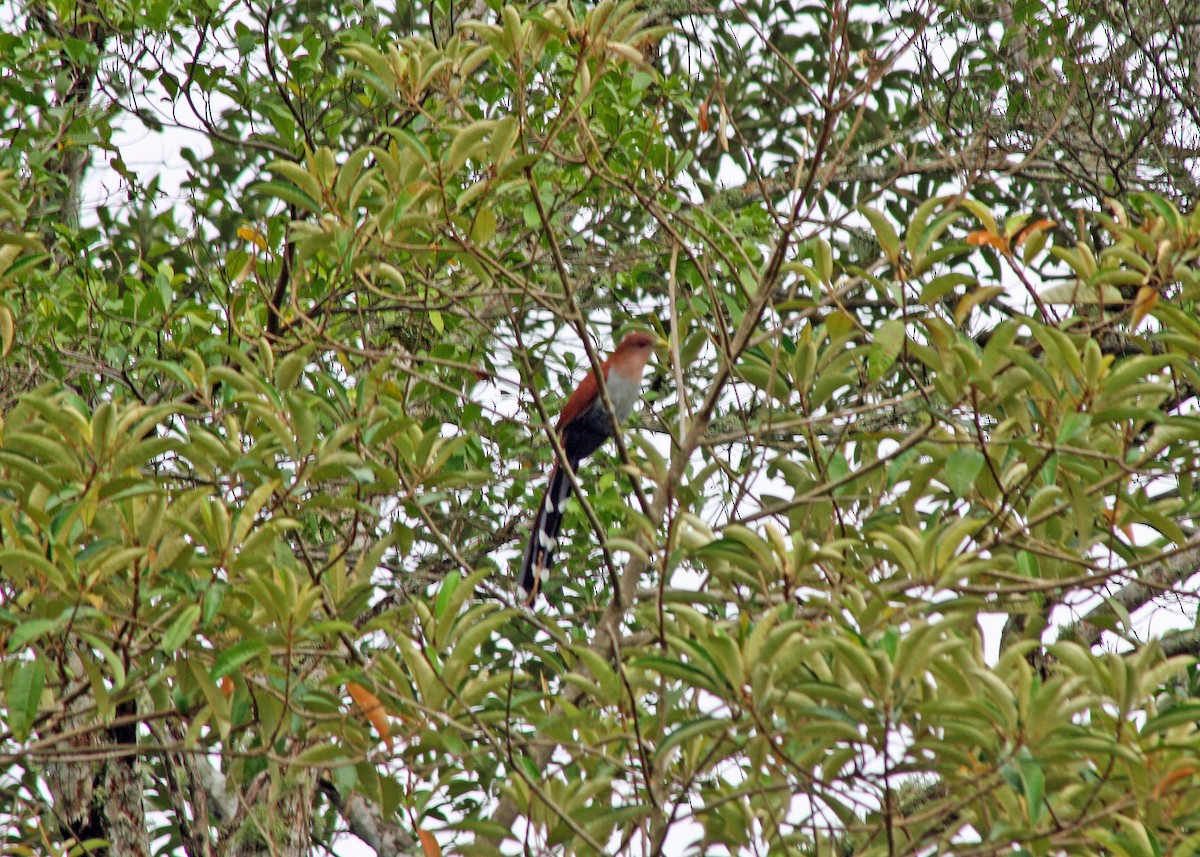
[
  {"xmin": 1131, "ymin": 285, "xmax": 1159, "ymax": 330},
  {"xmin": 219, "ymin": 676, "xmax": 234, "ymax": 697},
  {"xmin": 418, "ymin": 830, "xmax": 441, "ymax": 857},
  {"xmin": 1153, "ymin": 765, "xmax": 1197, "ymax": 799},
  {"xmin": 1012, "ymin": 218, "xmax": 1056, "ymax": 247},
  {"xmin": 698, "ymin": 100, "xmax": 710, "ymax": 133},
  {"xmin": 1101, "ymin": 507, "xmax": 1135, "ymax": 541},
  {"xmin": 348, "ymin": 682, "xmax": 392, "ymax": 751},
  {"xmin": 966, "ymin": 230, "xmax": 1010, "ymax": 254}
]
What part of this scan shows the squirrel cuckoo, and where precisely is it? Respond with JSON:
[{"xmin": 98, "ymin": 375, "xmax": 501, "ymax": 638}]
[{"xmin": 519, "ymin": 332, "xmax": 658, "ymax": 605}]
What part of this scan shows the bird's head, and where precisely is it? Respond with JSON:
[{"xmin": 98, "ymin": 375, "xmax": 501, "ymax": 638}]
[{"xmin": 614, "ymin": 331, "xmax": 664, "ymax": 358}]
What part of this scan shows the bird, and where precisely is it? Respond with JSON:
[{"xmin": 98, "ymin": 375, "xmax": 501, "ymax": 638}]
[{"xmin": 519, "ymin": 331, "xmax": 659, "ymax": 605}]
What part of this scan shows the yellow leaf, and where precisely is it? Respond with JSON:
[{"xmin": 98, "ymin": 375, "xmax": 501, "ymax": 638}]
[
  {"xmin": 236, "ymin": 225, "xmax": 268, "ymax": 252},
  {"xmin": 348, "ymin": 682, "xmax": 393, "ymax": 751},
  {"xmin": 0, "ymin": 305, "xmax": 12, "ymax": 358},
  {"xmin": 1131, "ymin": 285, "xmax": 1158, "ymax": 330}
]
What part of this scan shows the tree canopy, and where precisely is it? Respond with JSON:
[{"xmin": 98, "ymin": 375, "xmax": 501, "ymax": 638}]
[{"xmin": 2, "ymin": 0, "xmax": 1200, "ymax": 854}]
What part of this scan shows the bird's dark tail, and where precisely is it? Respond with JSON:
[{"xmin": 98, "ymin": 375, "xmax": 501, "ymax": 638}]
[{"xmin": 519, "ymin": 462, "xmax": 574, "ymax": 605}]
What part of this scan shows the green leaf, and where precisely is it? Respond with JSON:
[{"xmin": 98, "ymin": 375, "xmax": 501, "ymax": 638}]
[
  {"xmin": 919, "ymin": 272, "xmax": 975, "ymax": 304},
  {"xmin": 1141, "ymin": 702, "xmax": 1200, "ymax": 734},
  {"xmin": 211, "ymin": 638, "xmax": 268, "ymax": 681},
  {"xmin": 1057, "ymin": 411, "xmax": 1092, "ymax": 444},
  {"xmin": 4, "ymin": 658, "xmax": 44, "ymax": 742},
  {"xmin": 472, "ymin": 207, "xmax": 497, "ymax": 244},
  {"xmin": 654, "ymin": 716, "xmax": 728, "ymax": 761},
  {"xmin": 860, "ymin": 206, "xmax": 900, "ymax": 264},
  {"xmin": 1019, "ymin": 755, "xmax": 1045, "ymax": 823},
  {"xmin": 906, "ymin": 194, "xmax": 948, "ymax": 257},
  {"xmin": 868, "ymin": 319, "xmax": 905, "ymax": 381},
  {"xmin": 444, "ymin": 120, "xmax": 494, "ymax": 174},
  {"xmin": 7, "ymin": 618, "xmax": 61, "ymax": 651},
  {"xmin": 435, "ymin": 570, "xmax": 461, "ymax": 619},
  {"xmin": 945, "ymin": 450, "xmax": 985, "ymax": 497},
  {"xmin": 295, "ymin": 742, "xmax": 352, "ymax": 766},
  {"xmin": 250, "ymin": 180, "xmax": 322, "ymax": 214},
  {"xmin": 162, "ymin": 605, "xmax": 201, "ymax": 653}
]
